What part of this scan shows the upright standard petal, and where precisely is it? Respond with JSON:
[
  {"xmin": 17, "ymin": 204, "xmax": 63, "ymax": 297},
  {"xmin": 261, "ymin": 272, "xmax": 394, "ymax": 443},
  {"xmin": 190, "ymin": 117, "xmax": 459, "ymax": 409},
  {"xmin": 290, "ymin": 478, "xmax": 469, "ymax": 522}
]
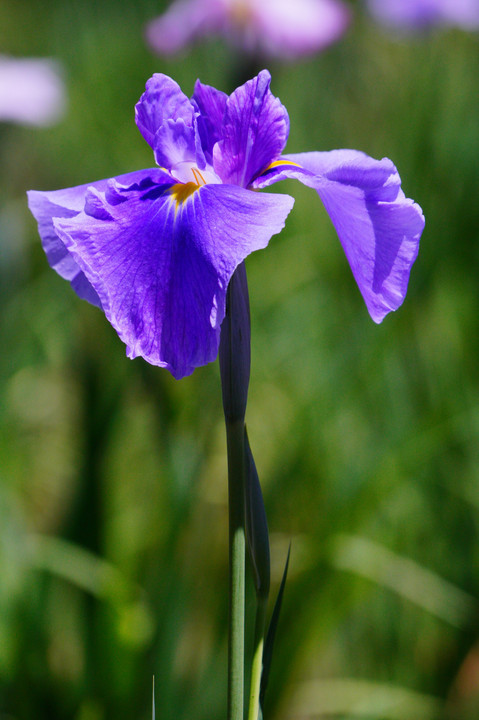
[
  {"xmin": 154, "ymin": 118, "xmax": 198, "ymax": 169},
  {"xmin": 52, "ymin": 179, "xmax": 294, "ymax": 378},
  {"xmin": 192, "ymin": 79, "xmax": 228, "ymax": 162},
  {"xmin": 254, "ymin": 150, "xmax": 424, "ymax": 322},
  {"xmin": 213, "ymin": 70, "xmax": 289, "ymax": 188},
  {"xmin": 135, "ymin": 74, "xmax": 194, "ymax": 153}
]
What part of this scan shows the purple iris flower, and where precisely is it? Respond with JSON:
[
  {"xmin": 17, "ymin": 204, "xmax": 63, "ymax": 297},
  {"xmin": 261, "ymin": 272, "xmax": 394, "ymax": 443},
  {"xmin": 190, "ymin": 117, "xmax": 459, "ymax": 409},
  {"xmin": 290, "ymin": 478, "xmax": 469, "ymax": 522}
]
[
  {"xmin": 0, "ymin": 55, "xmax": 66, "ymax": 127},
  {"xmin": 28, "ymin": 71, "xmax": 424, "ymax": 379},
  {"xmin": 145, "ymin": 0, "xmax": 350, "ymax": 58},
  {"xmin": 367, "ymin": 0, "xmax": 479, "ymax": 31}
]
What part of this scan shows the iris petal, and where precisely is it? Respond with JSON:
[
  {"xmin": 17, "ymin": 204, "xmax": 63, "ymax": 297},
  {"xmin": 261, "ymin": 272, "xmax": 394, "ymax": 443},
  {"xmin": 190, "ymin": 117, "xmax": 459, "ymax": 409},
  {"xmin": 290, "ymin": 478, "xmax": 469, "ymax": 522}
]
[
  {"xmin": 52, "ymin": 181, "xmax": 294, "ymax": 378},
  {"xmin": 28, "ymin": 179, "xmax": 108, "ymax": 307},
  {"xmin": 213, "ymin": 70, "xmax": 289, "ymax": 188},
  {"xmin": 154, "ymin": 117, "xmax": 197, "ymax": 169},
  {"xmin": 192, "ymin": 79, "xmax": 228, "ymax": 162},
  {"xmin": 27, "ymin": 170, "xmax": 174, "ymax": 308},
  {"xmin": 135, "ymin": 73, "xmax": 194, "ymax": 151},
  {"xmin": 254, "ymin": 149, "xmax": 424, "ymax": 322}
]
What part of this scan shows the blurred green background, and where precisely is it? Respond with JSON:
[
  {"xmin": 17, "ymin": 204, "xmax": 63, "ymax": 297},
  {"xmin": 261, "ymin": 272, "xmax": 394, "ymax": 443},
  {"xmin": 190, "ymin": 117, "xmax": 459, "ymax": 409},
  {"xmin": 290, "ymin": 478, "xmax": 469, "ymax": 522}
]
[{"xmin": 1, "ymin": 1, "xmax": 479, "ymax": 718}]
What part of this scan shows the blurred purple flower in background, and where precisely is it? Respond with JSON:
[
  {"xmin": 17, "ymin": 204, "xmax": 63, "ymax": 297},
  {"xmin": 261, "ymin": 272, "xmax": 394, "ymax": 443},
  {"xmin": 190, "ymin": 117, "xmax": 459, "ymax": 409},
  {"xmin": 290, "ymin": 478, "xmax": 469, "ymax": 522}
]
[
  {"xmin": 0, "ymin": 56, "xmax": 66, "ymax": 127},
  {"xmin": 367, "ymin": 0, "xmax": 479, "ymax": 31},
  {"xmin": 146, "ymin": 0, "xmax": 350, "ymax": 58},
  {"xmin": 28, "ymin": 71, "xmax": 424, "ymax": 379}
]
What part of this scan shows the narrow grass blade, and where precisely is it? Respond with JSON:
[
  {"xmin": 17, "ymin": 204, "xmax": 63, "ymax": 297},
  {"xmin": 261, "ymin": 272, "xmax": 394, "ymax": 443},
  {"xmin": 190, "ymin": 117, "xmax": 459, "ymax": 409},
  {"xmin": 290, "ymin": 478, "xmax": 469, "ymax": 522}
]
[
  {"xmin": 260, "ymin": 544, "xmax": 291, "ymax": 708},
  {"xmin": 288, "ymin": 678, "xmax": 442, "ymax": 719},
  {"xmin": 152, "ymin": 676, "xmax": 155, "ymax": 720},
  {"xmin": 331, "ymin": 533, "xmax": 477, "ymax": 627}
]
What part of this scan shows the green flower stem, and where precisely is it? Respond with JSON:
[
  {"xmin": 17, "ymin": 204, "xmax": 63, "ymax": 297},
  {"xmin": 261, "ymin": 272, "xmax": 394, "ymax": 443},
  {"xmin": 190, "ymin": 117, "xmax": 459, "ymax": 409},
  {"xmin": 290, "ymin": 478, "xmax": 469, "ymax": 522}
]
[
  {"xmin": 220, "ymin": 263, "xmax": 251, "ymax": 720},
  {"xmin": 225, "ymin": 418, "xmax": 246, "ymax": 720},
  {"xmin": 247, "ymin": 597, "xmax": 268, "ymax": 720}
]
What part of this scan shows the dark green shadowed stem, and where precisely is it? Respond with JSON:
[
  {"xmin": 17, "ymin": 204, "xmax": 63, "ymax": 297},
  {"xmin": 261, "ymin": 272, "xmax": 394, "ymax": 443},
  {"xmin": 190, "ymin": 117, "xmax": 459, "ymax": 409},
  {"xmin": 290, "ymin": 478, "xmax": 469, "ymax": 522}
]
[{"xmin": 219, "ymin": 262, "xmax": 251, "ymax": 720}]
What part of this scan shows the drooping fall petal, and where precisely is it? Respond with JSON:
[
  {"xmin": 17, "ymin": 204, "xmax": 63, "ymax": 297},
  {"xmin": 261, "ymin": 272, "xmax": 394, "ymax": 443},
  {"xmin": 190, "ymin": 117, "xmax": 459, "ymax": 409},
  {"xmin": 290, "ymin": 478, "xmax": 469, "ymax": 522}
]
[
  {"xmin": 51, "ymin": 176, "xmax": 293, "ymax": 377},
  {"xmin": 254, "ymin": 150, "xmax": 424, "ymax": 321}
]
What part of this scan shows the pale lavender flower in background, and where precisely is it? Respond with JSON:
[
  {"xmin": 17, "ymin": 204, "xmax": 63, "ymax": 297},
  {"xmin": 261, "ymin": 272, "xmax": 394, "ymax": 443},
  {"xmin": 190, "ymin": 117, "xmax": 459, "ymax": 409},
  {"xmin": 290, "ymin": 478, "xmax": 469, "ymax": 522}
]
[
  {"xmin": 367, "ymin": 0, "xmax": 479, "ymax": 32},
  {"xmin": 0, "ymin": 56, "xmax": 66, "ymax": 127},
  {"xmin": 146, "ymin": 0, "xmax": 350, "ymax": 58}
]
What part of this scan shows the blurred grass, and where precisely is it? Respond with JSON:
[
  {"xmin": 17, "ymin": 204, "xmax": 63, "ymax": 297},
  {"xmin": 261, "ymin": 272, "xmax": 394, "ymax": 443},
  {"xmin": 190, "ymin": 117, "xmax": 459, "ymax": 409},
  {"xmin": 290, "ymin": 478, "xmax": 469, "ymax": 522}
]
[{"xmin": 2, "ymin": 1, "xmax": 479, "ymax": 719}]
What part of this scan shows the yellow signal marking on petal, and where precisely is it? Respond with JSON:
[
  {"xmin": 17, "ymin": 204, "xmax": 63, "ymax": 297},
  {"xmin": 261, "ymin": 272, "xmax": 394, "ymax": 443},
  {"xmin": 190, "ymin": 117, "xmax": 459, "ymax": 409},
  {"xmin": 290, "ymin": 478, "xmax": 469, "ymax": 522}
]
[
  {"xmin": 169, "ymin": 168, "xmax": 209, "ymax": 212},
  {"xmin": 263, "ymin": 159, "xmax": 301, "ymax": 172},
  {"xmin": 169, "ymin": 182, "xmax": 200, "ymax": 209}
]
